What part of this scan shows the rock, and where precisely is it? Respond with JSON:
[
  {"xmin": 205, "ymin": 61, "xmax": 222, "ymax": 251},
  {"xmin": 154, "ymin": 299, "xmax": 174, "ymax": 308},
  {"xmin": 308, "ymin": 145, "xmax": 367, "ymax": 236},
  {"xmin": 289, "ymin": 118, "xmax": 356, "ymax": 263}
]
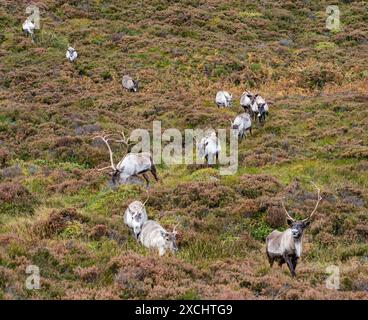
[{"xmin": 279, "ymin": 39, "xmax": 293, "ymax": 47}]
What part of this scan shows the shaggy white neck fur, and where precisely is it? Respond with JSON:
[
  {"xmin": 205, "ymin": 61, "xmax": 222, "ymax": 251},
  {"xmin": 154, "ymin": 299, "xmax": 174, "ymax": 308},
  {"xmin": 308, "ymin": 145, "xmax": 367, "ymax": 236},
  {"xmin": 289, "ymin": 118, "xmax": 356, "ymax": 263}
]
[{"xmin": 294, "ymin": 238, "xmax": 302, "ymax": 257}]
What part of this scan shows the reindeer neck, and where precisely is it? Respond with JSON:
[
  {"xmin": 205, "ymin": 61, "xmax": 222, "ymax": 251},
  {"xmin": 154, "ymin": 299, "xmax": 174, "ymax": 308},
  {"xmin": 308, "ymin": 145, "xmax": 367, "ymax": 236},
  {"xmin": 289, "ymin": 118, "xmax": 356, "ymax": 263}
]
[{"xmin": 292, "ymin": 235, "xmax": 303, "ymax": 257}]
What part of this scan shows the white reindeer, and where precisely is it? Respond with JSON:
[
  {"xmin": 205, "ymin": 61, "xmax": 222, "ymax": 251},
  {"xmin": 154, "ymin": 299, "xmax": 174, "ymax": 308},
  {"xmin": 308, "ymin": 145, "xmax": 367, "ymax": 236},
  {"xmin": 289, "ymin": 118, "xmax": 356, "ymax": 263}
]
[
  {"xmin": 124, "ymin": 195, "xmax": 149, "ymax": 239},
  {"xmin": 94, "ymin": 132, "xmax": 159, "ymax": 187},
  {"xmin": 196, "ymin": 132, "xmax": 221, "ymax": 164},
  {"xmin": 251, "ymin": 94, "xmax": 269, "ymax": 123},
  {"xmin": 122, "ymin": 75, "xmax": 139, "ymax": 92},
  {"xmin": 139, "ymin": 220, "xmax": 178, "ymax": 256},
  {"xmin": 231, "ymin": 113, "xmax": 252, "ymax": 141},
  {"xmin": 22, "ymin": 20, "xmax": 35, "ymax": 39},
  {"xmin": 240, "ymin": 91, "xmax": 254, "ymax": 113},
  {"xmin": 66, "ymin": 47, "xmax": 78, "ymax": 62},
  {"xmin": 215, "ymin": 91, "xmax": 232, "ymax": 108},
  {"xmin": 266, "ymin": 183, "xmax": 322, "ymax": 277}
]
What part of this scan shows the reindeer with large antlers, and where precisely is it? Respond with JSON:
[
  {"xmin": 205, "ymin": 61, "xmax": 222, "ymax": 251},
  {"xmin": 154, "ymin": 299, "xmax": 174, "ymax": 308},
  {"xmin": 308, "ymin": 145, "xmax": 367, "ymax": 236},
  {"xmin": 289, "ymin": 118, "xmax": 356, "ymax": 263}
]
[
  {"xmin": 94, "ymin": 132, "xmax": 159, "ymax": 187},
  {"xmin": 266, "ymin": 182, "xmax": 322, "ymax": 277}
]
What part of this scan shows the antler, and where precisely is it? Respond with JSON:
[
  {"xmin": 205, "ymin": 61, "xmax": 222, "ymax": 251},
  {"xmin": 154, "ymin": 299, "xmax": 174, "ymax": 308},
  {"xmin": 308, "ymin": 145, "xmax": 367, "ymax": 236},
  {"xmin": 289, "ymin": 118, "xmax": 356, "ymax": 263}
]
[
  {"xmin": 302, "ymin": 182, "xmax": 322, "ymax": 222},
  {"xmin": 281, "ymin": 199, "xmax": 296, "ymax": 222},
  {"xmin": 119, "ymin": 131, "xmax": 130, "ymax": 147},
  {"xmin": 281, "ymin": 182, "xmax": 322, "ymax": 223},
  {"xmin": 142, "ymin": 190, "xmax": 150, "ymax": 207},
  {"xmin": 96, "ymin": 166, "xmax": 113, "ymax": 172},
  {"xmin": 94, "ymin": 131, "xmax": 132, "ymax": 171},
  {"xmin": 94, "ymin": 135, "xmax": 117, "ymax": 171},
  {"xmin": 173, "ymin": 222, "xmax": 180, "ymax": 234}
]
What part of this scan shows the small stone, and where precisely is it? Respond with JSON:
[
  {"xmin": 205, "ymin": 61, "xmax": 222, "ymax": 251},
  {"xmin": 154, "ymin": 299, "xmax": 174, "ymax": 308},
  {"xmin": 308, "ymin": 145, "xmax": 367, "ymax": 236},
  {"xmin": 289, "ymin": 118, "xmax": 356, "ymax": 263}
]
[{"xmin": 279, "ymin": 39, "xmax": 293, "ymax": 47}]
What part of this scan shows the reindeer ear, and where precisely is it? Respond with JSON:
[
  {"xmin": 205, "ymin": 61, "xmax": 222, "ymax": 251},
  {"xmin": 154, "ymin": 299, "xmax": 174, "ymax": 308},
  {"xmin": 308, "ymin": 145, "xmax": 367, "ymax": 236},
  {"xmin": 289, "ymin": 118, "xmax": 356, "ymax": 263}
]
[
  {"xmin": 287, "ymin": 218, "xmax": 293, "ymax": 226},
  {"xmin": 303, "ymin": 220, "xmax": 311, "ymax": 228}
]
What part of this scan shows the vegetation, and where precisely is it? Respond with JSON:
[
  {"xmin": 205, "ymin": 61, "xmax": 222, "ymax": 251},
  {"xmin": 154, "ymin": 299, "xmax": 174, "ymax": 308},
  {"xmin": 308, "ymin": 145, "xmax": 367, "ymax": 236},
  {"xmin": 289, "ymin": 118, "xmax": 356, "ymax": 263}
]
[{"xmin": 0, "ymin": 0, "xmax": 367, "ymax": 299}]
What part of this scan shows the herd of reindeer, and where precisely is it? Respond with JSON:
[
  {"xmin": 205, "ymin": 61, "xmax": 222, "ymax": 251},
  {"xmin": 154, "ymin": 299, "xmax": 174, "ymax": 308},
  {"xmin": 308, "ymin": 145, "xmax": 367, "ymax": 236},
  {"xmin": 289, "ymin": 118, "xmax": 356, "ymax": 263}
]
[{"xmin": 22, "ymin": 19, "xmax": 322, "ymax": 277}]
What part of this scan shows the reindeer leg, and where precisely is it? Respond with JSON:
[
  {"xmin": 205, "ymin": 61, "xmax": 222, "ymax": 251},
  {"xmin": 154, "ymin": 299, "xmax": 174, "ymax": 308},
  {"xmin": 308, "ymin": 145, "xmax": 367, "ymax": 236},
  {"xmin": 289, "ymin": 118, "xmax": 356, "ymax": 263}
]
[
  {"xmin": 142, "ymin": 173, "xmax": 150, "ymax": 188},
  {"xmin": 267, "ymin": 252, "xmax": 274, "ymax": 267},
  {"xmin": 284, "ymin": 254, "xmax": 296, "ymax": 277},
  {"xmin": 150, "ymin": 164, "xmax": 159, "ymax": 182},
  {"xmin": 269, "ymin": 258, "xmax": 274, "ymax": 267},
  {"xmin": 292, "ymin": 256, "xmax": 298, "ymax": 272},
  {"xmin": 278, "ymin": 258, "xmax": 284, "ymax": 267}
]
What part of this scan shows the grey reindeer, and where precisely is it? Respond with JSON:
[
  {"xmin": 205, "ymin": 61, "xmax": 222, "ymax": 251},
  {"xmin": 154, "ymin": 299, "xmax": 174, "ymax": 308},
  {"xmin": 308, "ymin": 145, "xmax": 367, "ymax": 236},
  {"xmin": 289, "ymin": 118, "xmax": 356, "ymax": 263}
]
[{"xmin": 266, "ymin": 183, "xmax": 322, "ymax": 277}]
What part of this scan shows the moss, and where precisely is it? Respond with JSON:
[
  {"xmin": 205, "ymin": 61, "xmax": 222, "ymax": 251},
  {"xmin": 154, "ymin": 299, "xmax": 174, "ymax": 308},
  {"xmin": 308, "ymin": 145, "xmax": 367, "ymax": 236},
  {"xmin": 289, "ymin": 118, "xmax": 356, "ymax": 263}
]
[
  {"xmin": 315, "ymin": 41, "xmax": 338, "ymax": 51},
  {"xmin": 178, "ymin": 290, "xmax": 201, "ymax": 300},
  {"xmin": 86, "ymin": 186, "xmax": 141, "ymax": 216},
  {"xmin": 60, "ymin": 221, "xmax": 84, "ymax": 239}
]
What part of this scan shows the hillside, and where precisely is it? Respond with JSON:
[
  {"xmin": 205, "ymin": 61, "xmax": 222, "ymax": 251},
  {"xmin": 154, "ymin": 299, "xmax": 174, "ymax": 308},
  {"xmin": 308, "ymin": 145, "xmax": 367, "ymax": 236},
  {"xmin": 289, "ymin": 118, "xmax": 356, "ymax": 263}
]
[{"xmin": 0, "ymin": 0, "xmax": 368, "ymax": 299}]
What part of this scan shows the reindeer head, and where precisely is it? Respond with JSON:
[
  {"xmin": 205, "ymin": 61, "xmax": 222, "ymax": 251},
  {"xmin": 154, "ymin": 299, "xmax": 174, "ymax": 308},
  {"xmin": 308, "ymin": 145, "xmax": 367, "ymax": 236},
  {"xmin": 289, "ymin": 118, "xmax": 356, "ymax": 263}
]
[
  {"xmin": 230, "ymin": 120, "xmax": 239, "ymax": 138},
  {"xmin": 132, "ymin": 80, "xmax": 139, "ymax": 92},
  {"xmin": 160, "ymin": 223, "xmax": 179, "ymax": 253},
  {"xmin": 282, "ymin": 182, "xmax": 322, "ymax": 240},
  {"xmin": 258, "ymin": 103, "xmax": 267, "ymax": 123},
  {"xmin": 130, "ymin": 194, "xmax": 149, "ymax": 236},
  {"xmin": 251, "ymin": 93, "xmax": 259, "ymax": 104},
  {"xmin": 94, "ymin": 132, "xmax": 131, "ymax": 186}
]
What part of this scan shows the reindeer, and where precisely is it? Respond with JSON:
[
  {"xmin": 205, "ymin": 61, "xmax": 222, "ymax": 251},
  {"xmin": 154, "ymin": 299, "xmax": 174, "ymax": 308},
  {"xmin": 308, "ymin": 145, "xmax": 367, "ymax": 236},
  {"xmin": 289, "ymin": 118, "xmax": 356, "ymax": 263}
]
[
  {"xmin": 124, "ymin": 194, "xmax": 149, "ymax": 239},
  {"xmin": 195, "ymin": 132, "xmax": 221, "ymax": 164},
  {"xmin": 122, "ymin": 75, "xmax": 139, "ymax": 92},
  {"xmin": 22, "ymin": 20, "xmax": 35, "ymax": 40},
  {"xmin": 251, "ymin": 94, "xmax": 269, "ymax": 124},
  {"xmin": 139, "ymin": 220, "xmax": 178, "ymax": 256},
  {"xmin": 94, "ymin": 132, "xmax": 158, "ymax": 187},
  {"xmin": 266, "ymin": 183, "xmax": 322, "ymax": 277},
  {"xmin": 215, "ymin": 91, "xmax": 233, "ymax": 108},
  {"xmin": 66, "ymin": 47, "xmax": 78, "ymax": 62},
  {"xmin": 240, "ymin": 91, "xmax": 254, "ymax": 113},
  {"xmin": 230, "ymin": 113, "xmax": 252, "ymax": 141}
]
